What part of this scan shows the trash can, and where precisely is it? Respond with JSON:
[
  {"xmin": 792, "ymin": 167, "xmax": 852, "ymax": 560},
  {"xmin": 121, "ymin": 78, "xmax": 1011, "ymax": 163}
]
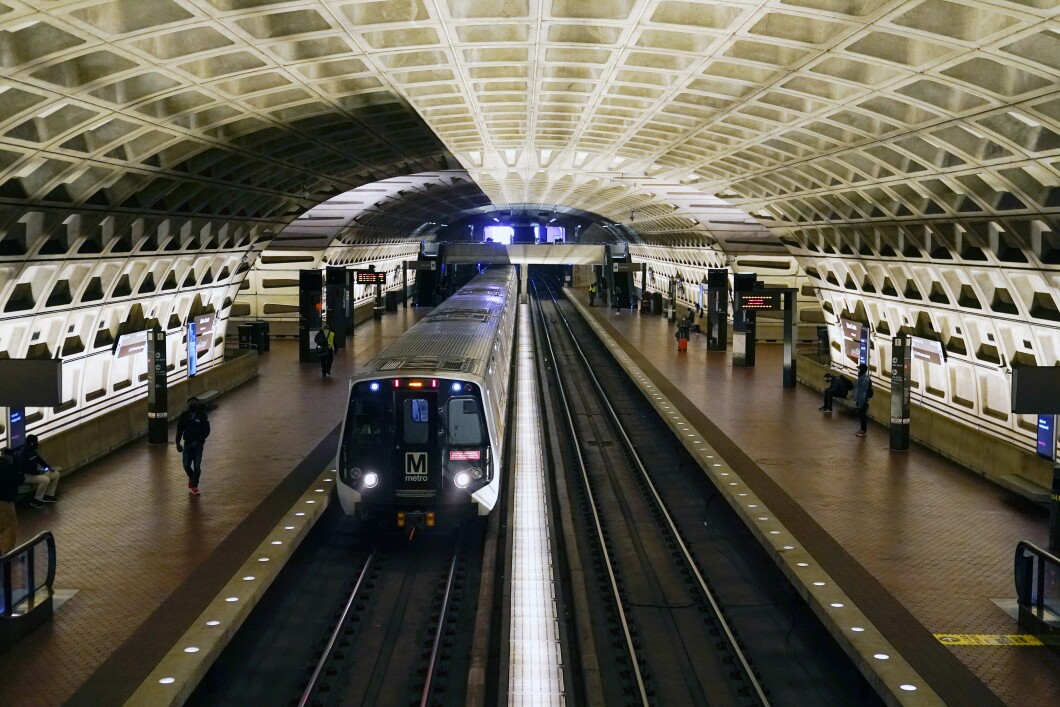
[
  {"xmin": 385, "ymin": 290, "xmax": 399, "ymax": 312},
  {"xmin": 251, "ymin": 320, "xmax": 270, "ymax": 353},
  {"xmin": 237, "ymin": 324, "xmax": 254, "ymax": 350},
  {"xmin": 373, "ymin": 304, "xmax": 385, "ymax": 319}
]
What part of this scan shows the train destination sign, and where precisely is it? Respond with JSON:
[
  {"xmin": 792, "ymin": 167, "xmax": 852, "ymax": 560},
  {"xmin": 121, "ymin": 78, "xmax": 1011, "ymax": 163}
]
[
  {"xmin": 911, "ymin": 336, "xmax": 945, "ymax": 365},
  {"xmin": 736, "ymin": 291, "xmax": 781, "ymax": 310},
  {"xmin": 354, "ymin": 270, "xmax": 387, "ymax": 285}
]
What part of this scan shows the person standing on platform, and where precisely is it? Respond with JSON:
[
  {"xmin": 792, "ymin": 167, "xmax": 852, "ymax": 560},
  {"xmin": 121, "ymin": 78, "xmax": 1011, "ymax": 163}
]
[
  {"xmin": 588, "ymin": 282, "xmax": 596, "ymax": 306},
  {"xmin": 316, "ymin": 323, "xmax": 335, "ymax": 377},
  {"xmin": 176, "ymin": 398, "xmax": 211, "ymax": 495},
  {"xmin": 0, "ymin": 447, "xmax": 20, "ymax": 553},
  {"xmin": 852, "ymin": 364, "xmax": 872, "ymax": 437},
  {"xmin": 15, "ymin": 435, "xmax": 60, "ymax": 508}
]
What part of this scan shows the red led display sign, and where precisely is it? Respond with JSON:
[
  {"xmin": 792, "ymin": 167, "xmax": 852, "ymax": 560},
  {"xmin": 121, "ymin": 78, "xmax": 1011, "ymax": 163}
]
[
  {"xmin": 737, "ymin": 291, "xmax": 781, "ymax": 310},
  {"xmin": 354, "ymin": 270, "xmax": 387, "ymax": 284}
]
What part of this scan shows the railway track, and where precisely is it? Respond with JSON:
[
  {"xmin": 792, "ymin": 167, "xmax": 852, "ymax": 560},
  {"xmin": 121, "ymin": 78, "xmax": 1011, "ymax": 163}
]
[
  {"xmin": 187, "ymin": 510, "xmax": 485, "ymax": 707},
  {"xmin": 532, "ymin": 277, "xmax": 881, "ymax": 706},
  {"xmin": 533, "ymin": 278, "xmax": 767, "ymax": 706},
  {"xmin": 299, "ymin": 530, "xmax": 476, "ymax": 706}
]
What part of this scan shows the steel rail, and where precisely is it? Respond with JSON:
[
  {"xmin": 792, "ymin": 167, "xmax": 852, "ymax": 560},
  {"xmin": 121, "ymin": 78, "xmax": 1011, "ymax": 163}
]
[
  {"xmin": 420, "ymin": 546, "xmax": 461, "ymax": 707},
  {"xmin": 298, "ymin": 546, "xmax": 379, "ymax": 707},
  {"xmin": 545, "ymin": 280, "xmax": 771, "ymax": 707},
  {"xmin": 530, "ymin": 279, "xmax": 651, "ymax": 706}
]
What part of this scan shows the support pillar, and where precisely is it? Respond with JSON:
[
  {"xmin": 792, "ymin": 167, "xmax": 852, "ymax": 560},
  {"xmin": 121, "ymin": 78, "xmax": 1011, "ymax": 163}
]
[
  {"xmin": 731, "ymin": 273, "xmax": 756, "ymax": 367},
  {"xmin": 706, "ymin": 268, "xmax": 728, "ymax": 352},
  {"xmin": 890, "ymin": 334, "xmax": 912, "ymax": 450},
  {"xmin": 783, "ymin": 290, "xmax": 796, "ymax": 388},
  {"xmin": 325, "ymin": 266, "xmax": 347, "ymax": 349},
  {"xmin": 147, "ymin": 329, "xmax": 168, "ymax": 444},
  {"xmin": 1050, "ymin": 463, "xmax": 1060, "ymax": 552},
  {"xmin": 298, "ymin": 269, "xmax": 323, "ymax": 363}
]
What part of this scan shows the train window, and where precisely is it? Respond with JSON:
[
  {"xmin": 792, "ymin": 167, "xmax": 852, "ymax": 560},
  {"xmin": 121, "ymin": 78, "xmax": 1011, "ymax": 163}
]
[
  {"xmin": 447, "ymin": 398, "xmax": 483, "ymax": 445},
  {"xmin": 404, "ymin": 398, "xmax": 429, "ymax": 444},
  {"xmin": 349, "ymin": 401, "xmax": 381, "ymax": 442}
]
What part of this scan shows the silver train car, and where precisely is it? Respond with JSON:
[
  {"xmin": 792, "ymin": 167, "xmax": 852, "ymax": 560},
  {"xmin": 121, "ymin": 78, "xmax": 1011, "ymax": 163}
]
[{"xmin": 336, "ymin": 266, "xmax": 518, "ymax": 528}]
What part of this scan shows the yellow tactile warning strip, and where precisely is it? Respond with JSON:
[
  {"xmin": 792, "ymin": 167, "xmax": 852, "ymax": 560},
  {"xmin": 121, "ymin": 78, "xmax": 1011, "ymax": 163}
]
[
  {"xmin": 936, "ymin": 634, "xmax": 1044, "ymax": 647},
  {"xmin": 566, "ymin": 292, "xmax": 944, "ymax": 707},
  {"xmin": 123, "ymin": 470, "xmax": 335, "ymax": 707}
]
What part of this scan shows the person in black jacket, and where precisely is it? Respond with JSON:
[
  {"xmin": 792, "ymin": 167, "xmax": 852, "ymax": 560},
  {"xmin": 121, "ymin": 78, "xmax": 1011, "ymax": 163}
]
[
  {"xmin": 175, "ymin": 398, "xmax": 211, "ymax": 495},
  {"xmin": 15, "ymin": 435, "xmax": 59, "ymax": 508},
  {"xmin": 0, "ymin": 447, "xmax": 20, "ymax": 553},
  {"xmin": 819, "ymin": 373, "xmax": 853, "ymax": 412}
]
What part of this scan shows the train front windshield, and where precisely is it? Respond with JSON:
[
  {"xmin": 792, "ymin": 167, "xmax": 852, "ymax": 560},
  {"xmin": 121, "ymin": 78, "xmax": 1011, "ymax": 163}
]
[{"xmin": 341, "ymin": 379, "xmax": 490, "ymax": 496}]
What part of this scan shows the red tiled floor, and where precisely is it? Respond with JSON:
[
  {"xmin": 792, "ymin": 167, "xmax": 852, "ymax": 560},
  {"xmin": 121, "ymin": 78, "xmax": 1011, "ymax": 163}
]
[
  {"xmin": 580, "ymin": 296, "xmax": 1059, "ymax": 706},
  {"xmin": 0, "ymin": 309, "xmax": 424, "ymax": 707}
]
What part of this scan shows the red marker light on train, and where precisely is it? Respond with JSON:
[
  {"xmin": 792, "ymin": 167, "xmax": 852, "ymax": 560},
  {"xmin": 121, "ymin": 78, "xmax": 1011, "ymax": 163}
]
[
  {"xmin": 431, "ymin": 379, "xmax": 438, "ymax": 388},
  {"xmin": 393, "ymin": 379, "xmax": 400, "ymax": 388}
]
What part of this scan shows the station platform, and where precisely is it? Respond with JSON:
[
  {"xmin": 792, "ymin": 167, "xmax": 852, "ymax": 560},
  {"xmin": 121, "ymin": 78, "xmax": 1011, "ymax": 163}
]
[
  {"xmin": 572, "ymin": 292, "xmax": 1059, "ymax": 706},
  {"xmin": 0, "ymin": 310, "xmax": 424, "ymax": 707}
]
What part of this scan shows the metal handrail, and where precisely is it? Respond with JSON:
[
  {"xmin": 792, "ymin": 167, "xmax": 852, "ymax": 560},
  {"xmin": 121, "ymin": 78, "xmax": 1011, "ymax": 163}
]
[
  {"xmin": 1, "ymin": 531, "xmax": 57, "ymax": 618},
  {"xmin": 1014, "ymin": 540, "xmax": 1060, "ymax": 625}
]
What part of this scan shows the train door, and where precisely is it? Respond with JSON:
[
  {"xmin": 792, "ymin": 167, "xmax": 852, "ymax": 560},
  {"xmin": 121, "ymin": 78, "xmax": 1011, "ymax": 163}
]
[{"xmin": 395, "ymin": 391, "xmax": 440, "ymax": 493}]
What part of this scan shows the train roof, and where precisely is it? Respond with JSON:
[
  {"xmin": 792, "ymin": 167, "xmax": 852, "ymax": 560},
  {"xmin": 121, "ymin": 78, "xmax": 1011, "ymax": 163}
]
[{"xmin": 353, "ymin": 266, "xmax": 516, "ymax": 380}]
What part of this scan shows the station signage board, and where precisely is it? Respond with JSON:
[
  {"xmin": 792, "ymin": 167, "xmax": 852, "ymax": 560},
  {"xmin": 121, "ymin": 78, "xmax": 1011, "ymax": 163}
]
[
  {"xmin": 736, "ymin": 291, "xmax": 781, "ymax": 310},
  {"xmin": 406, "ymin": 261, "xmax": 437, "ymax": 271},
  {"xmin": 840, "ymin": 318, "xmax": 863, "ymax": 341},
  {"xmin": 0, "ymin": 359, "xmax": 62, "ymax": 407},
  {"xmin": 911, "ymin": 336, "xmax": 945, "ymax": 365},
  {"xmin": 115, "ymin": 330, "xmax": 149, "ymax": 359},
  {"xmin": 193, "ymin": 314, "xmax": 215, "ymax": 354},
  {"xmin": 840, "ymin": 318, "xmax": 865, "ymax": 363},
  {"xmin": 354, "ymin": 270, "xmax": 387, "ymax": 285},
  {"xmin": 612, "ymin": 262, "xmax": 633, "ymax": 272}
]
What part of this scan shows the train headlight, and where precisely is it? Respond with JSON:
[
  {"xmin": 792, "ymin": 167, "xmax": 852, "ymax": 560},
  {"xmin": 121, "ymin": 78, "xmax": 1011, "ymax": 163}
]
[
  {"xmin": 451, "ymin": 382, "xmax": 463, "ymax": 392},
  {"xmin": 454, "ymin": 472, "xmax": 471, "ymax": 488},
  {"xmin": 363, "ymin": 471, "xmax": 379, "ymax": 489},
  {"xmin": 369, "ymin": 382, "xmax": 380, "ymax": 392}
]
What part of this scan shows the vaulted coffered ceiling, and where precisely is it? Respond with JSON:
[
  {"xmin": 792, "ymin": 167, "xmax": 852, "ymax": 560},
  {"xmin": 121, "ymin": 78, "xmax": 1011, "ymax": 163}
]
[
  {"xmin": 2, "ymin": 0, "xmax": 1055, "ymax": 225},
  {"xmin": 3, "ymin": 0, "xmax": 1060, "ymax": 467}
]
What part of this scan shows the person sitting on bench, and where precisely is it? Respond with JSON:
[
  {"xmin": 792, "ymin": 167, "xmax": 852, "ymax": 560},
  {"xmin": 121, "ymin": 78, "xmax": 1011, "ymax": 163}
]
[{"xmin": 819, "ymin": 373, "xmax": 853, "ymax": 412}]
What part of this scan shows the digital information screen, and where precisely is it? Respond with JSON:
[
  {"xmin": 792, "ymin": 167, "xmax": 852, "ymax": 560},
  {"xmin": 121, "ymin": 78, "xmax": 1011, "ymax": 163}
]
[
  {"xmin": 355, "ymin": 270, "xmax": 387, "ymax": 285},
  {"xmin": 737, "ymin": 291, "xmax": 780, "ymax": 310},
  {"xmin": 1036, "ymin": 414, "xmax": 1056, "ymax": 460}
]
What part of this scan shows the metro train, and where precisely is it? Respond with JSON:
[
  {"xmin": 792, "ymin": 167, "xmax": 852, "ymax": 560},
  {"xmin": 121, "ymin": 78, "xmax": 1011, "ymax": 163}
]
[{"xmin": 335, "ymin": 266, "xmax": 518, "ymax": 529}]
